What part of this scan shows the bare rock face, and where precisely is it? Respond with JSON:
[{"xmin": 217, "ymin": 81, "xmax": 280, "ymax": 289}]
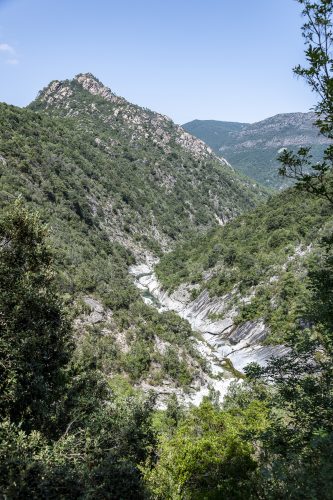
[
  {"xmin": 75, "ymin": 296, "xmax": 112, "ymax": 327},
  {"xmin": 227, "ymin": 320, "xmax": 268, "ymax": 345},
  {"xmin": 175, "ymin": 128, "xmax": 215, "ymax": 158},
  {"xmin": 38, "ymin": 81, "xmax": 73, "ymax": 106},
  {"xmin": 82, "ymin": 297, "xmax": 105, "ymax": 324},
  {"xmin": 75, "ymin": 73, "xmax": 125, "ymax": 104},
  {"xmin": 130, "ymin": 263, "xmax": 288, "ymax": 376}
]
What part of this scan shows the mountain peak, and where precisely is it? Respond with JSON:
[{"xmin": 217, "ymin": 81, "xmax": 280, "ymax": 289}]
[
  {"xmin": 74, "ymin": 72, "xmax": 121, "ymax": 102},
  {"xmin": 75, "ymin": 72, "xmax": 101, "ymax": 82},
  {"xmin": 31, "ymin": 73, "xmax": 224, "ymax": 161},
  {"xmin": 35, "ymin": 73, "xmax": 122, "ymax": 109},
  {"xmin": 183, "ymin": 114, "xmax": 329, "ymax": 189}
]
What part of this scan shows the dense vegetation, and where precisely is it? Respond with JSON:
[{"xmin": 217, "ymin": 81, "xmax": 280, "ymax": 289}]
[
  {"xmin": 1, "ymin": 200, "xmax": 332, "ymax": 498},
  {"xmin": 0, "ymin": 202, "xmax": 209, "ymax": 498},
  {"xmin": 0, "ymin": 67, "xmax": 268, "ymax": 394},
  {"xmin": 30, "ymin": 72, "xmax": 265, "ymax": 229},
  {"xmin": 157, "ymin": 189, "xmax": 332, "ymax": 343},
  {"xmin": 0, "ymin": 101, "xmax": 215, "ymax": 391},
  {"xmin": 1, "ymin": 0, "xmax": 333, "ymax": 497},
  {"xmin": 0, "ymin": 202, "xmax": 155, "ymax": 497},
  {"xmin": 0, "ymin": 82, "xmax": 265, "ymax": 297}
]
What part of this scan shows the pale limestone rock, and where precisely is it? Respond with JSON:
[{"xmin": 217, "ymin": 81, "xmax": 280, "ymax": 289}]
[{"xmin": 130, "ymin": 263, "xmax": 289, "ymax": 381}]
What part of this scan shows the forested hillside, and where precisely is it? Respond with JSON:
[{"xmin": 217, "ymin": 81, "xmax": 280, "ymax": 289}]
[
  {"xmin": 184, "ymin": 113, "xmax": 330, "ymax": 189},
  {"xmin": 0, "ymin": 71, "xmax": 267, "ymax": 297},
  {"xmin": 156, "ymin": 189, "xmax": 332, "ymax": 344},
  {"xmin": 0, "ymin": 83, "xmax": 267, "ymax": 497},
  {"xmin": 1, "ymin": 0, "xmax": 333, "ymax": 497},
  {"xmin": 0, "ymin": 74, "xmax": 268, "ymax": 399}
]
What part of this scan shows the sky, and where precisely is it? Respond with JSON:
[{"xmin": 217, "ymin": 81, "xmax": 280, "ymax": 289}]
[{"xmin": 0, "ymin": 0, "xmax": 317, "ymax": 124}]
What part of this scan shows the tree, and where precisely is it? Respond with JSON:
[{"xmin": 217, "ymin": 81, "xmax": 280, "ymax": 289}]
[
  {"xmin": 0, "ymin": 201, "xmax": 157, "ymax": 498},
  {"xmin": 278, "ymin": 0, "xmax": 333, "ymax": 203},
  {"xmin": 143, "ymin": 399, "xmax": 268, "ymax": 500},
  {"xmin": 242, "ymin": 3, "xmax": 333, "ymax": 496},
  {"xmin": 0, "ymin": 200, "xmax": 73, "ymax": 434}
]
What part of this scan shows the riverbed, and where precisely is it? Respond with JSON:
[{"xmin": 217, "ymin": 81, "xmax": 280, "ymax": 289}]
[{"xmin": 129, "ymin": 261, "xmax": 288, "ymax": 405}]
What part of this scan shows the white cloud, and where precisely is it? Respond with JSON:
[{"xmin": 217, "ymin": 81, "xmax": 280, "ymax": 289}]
[
  {"xmin": 6, "ymin": 58, "xmax": 18, "ymax": 65},
  {"xmin": 0, "ymin": 43, "xmax": 15, "ymax": 54},
  {"xmin": 0, "ymin": 43, "xmax": 19, "ymax": 64}
]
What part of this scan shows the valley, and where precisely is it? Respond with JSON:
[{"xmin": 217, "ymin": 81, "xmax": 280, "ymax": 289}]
[
  {"xmin": 1, "ymin": 72, "xmax": 330, "ymax": 405},
  {"xmin": 0, "ymin": 74, "xmax": 271, "ymax": 403},
  {"xmin": 1, "ymin": 28, "xmax": 333, "ymax": 494},
  {"xmin": 2, "ymin": 0, "xmax": 333, "ymax": 497}
]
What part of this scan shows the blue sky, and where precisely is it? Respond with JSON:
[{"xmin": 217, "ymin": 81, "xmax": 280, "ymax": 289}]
[{"xmin": 0, "ymin": 0, "xmax": 316, "ymax": 124}]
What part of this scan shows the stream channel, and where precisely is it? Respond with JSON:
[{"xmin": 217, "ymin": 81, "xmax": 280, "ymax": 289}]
[{"xmin": 129, "ymin": 262, "xmax": 288, "ymax": 406}]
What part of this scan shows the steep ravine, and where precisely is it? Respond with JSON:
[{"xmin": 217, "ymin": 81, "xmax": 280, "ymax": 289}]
[{"xmin": 130, "ymin": 261, "xmax": 289, "ymax": 403}]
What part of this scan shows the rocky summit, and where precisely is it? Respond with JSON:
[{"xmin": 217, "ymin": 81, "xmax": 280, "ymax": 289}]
[{"xmin": 37, "ymin": 73, "xmax": 216, "ymax": 159}]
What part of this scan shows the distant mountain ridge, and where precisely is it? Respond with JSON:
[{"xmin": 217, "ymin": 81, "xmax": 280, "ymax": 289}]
[{"xmin": 183, "ymin": 113, "xmax": 331, "ymax": 189}]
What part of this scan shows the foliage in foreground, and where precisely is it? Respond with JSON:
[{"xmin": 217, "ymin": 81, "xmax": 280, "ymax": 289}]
[
  {"xmin": 0, "ymin": 200, "xmax": 73, "ymax": 435},
  {"xmin": 0, "ymin": 203, "xmax": 157, "ymax": 499},
  {"xmin": 143, "ymin": 399, "xmax": 268, "ymax": 499},
  {"xmin": 1, "ymin": 1, "xmax": 333, "ymax": 497},
  {"xmin": 1, "ymin": 150, "xmax": 333, "ymax": 500}
]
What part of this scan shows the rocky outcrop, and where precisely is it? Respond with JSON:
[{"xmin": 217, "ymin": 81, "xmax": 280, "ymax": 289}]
[
  {"xmin": 75, "ymin": 73, "xmax": 126, "ymax": 105},
  {"xmin": 130, "ymin": 263, "xmax": 288, "ymax": 374},
  {"xmin": 74, "ymin": 296, "xmax": 113, "ymax": 328},
  {"xmin": 72, "ymin": 286, "xmax": 236, "ymax": 408},
  {"xmin": 37, "ymin": 73, "xmax": 230, "ymax": 163}
]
